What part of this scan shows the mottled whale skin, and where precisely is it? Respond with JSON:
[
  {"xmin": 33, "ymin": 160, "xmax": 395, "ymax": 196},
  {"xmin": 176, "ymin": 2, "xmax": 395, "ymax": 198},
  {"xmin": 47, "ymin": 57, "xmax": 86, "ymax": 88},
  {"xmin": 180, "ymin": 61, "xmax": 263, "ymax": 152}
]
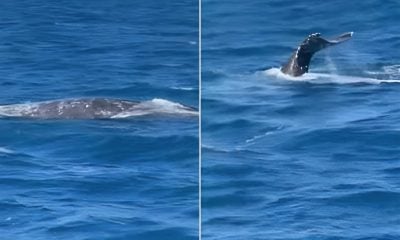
[
  {"xmin": 281, "ymin": 32, "xmax": 353, "ymax": 77},
  {"xmin": 0, "ymin": 98, "xmax": 197, "ymax": 119}
]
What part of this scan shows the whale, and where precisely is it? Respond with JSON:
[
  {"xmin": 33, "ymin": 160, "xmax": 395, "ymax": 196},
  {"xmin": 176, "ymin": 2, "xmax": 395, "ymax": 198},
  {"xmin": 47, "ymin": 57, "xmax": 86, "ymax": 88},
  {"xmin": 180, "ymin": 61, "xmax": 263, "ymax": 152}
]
[
  {"xmin": 281, "ymin": 32, "xmax": 353, "ymax": 77},
  {"xmin": 0, "ymin": 98, "xmax": 198, "ymax": 119}
]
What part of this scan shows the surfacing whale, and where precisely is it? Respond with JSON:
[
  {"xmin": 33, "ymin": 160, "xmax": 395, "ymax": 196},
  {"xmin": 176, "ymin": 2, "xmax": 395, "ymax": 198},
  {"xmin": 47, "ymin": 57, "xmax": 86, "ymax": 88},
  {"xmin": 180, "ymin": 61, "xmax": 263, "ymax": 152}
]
[
  {"xmin": 281, "ymin": 32, "xmax": 353, "ymax": 77},
  {"xmin": 0, "ymin": 98, "xmax": 197, "ymax": 119}
]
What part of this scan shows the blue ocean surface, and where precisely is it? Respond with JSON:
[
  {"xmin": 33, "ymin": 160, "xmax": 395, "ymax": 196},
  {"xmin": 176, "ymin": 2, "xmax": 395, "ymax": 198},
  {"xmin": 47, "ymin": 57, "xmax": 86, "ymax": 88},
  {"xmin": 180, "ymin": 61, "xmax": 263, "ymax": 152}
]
[
  {"xmin": 0, "ymin": 1, "xmax": 198, "ymax": 239},
  {"xmin": 202, "ymin": 0, "xmax": 400, "ymax": 239}
]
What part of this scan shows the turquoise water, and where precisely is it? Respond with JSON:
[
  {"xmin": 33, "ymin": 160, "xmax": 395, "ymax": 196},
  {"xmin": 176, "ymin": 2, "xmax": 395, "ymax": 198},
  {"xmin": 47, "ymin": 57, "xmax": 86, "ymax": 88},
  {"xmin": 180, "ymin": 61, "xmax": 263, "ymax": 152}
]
[
  {"xmin": 202, "ymin": 0, "xmax": 400, "ymax": 239},
  {"xmin": 0, "ymin": 1, "xmax": 198, "ymax": 239}
]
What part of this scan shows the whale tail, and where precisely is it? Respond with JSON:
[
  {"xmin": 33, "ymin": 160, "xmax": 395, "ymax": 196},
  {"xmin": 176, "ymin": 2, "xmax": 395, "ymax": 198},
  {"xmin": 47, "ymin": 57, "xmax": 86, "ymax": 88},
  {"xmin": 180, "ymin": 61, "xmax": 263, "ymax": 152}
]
[{"xmin": 281, "ymin": 32, "xmax": 353, "ymax": 76}]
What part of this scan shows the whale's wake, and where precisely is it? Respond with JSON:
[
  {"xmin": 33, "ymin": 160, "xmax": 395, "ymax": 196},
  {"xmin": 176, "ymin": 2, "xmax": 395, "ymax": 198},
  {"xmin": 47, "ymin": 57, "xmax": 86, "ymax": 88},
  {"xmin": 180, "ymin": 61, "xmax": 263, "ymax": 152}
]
[
  {"xmin": 263, "ymin": 67, "xmax": 400, "ymax": 84},
  {"xmin": 0, "ymin": 98, "xmax": 198, "ymax": 119}
]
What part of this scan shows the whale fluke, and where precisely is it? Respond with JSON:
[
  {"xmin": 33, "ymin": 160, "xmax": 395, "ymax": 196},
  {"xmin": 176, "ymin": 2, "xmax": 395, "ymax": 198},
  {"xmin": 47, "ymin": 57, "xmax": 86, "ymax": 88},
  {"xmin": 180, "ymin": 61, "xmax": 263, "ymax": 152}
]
[{"xmin": 281, "ymin": 32, "xmax": 353, "ymax": 77}]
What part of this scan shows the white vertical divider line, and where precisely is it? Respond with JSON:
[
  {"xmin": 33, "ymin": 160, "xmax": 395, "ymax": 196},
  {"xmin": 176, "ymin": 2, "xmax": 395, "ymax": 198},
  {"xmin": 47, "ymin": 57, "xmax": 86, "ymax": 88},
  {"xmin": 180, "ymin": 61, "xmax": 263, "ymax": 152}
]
[{"xmin": 198, "ymin": 0, "xmax": 202, "ymax": 239}]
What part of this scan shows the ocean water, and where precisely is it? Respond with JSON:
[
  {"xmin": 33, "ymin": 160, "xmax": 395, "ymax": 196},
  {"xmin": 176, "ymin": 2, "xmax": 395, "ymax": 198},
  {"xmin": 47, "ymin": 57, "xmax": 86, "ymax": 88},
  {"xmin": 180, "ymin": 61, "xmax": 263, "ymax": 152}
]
[
  {"xmin": 202, "ymin": 0, "xmax": 400, "ymax": 239},
  {"xmin": 0, "ymin": 1, "xmax": 198, "ymax": 239}
]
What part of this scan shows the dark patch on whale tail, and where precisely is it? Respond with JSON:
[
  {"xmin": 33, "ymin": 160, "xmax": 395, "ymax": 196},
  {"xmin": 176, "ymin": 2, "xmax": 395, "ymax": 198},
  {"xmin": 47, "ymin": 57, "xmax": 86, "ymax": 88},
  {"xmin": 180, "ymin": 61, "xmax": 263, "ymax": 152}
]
[{"xmin": 281, "ymin": 32, "xmax": 353, "ymax": 77}]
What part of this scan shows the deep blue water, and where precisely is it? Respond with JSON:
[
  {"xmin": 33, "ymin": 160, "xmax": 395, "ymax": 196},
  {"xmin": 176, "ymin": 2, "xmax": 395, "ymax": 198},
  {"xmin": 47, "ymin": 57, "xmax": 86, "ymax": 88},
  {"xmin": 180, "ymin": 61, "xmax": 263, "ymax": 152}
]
[
  {"xmin": 0, "ymin": 1, "xmax": 198, "ymax": 239},
  {"xmin": 202, "ymin": 0, "xmax": 400, "ymax": 239}
]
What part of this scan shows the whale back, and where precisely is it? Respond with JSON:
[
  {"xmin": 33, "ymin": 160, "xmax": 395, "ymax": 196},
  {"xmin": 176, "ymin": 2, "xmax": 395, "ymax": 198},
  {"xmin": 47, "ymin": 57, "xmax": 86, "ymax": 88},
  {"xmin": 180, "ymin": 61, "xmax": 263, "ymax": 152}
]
[
  {"xmin": 35, "ymin": 99, "xmax": 139, "ymax": 119},
  {"xmin": 2, "ymin": 98, "xmax": 139, "ymax": 119},
  {"xmin": 0, "ymin": 98, "xmax": 198, "ymax": 119}
]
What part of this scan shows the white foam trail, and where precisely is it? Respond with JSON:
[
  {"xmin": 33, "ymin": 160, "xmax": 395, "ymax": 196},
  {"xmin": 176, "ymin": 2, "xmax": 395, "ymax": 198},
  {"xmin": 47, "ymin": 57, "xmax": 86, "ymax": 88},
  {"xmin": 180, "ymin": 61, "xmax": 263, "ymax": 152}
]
[
  {"xmin": 170, "ymin": 86, "xmax": 195, "ymax": 91},
  {"xmin": 245, "ymin": 131, "xmax": 274, "ymax": 144},
  {"xmin": 0, "ymin": 147, "xmax": 14, "ymax": 154},
  {"xmin": 365, "ymin": 64, "xmax": 400, "ymax": 77},
  {"xmin": 383, "ymin": 65, "xmax": 400, "ymax": 75},
  {"xmin": 263, "ymin": 68, "xmax": 400, "ymax": 84},
  {"xmin": 111, "ymin": 98, "xmax": 198, "ymax": 118}
]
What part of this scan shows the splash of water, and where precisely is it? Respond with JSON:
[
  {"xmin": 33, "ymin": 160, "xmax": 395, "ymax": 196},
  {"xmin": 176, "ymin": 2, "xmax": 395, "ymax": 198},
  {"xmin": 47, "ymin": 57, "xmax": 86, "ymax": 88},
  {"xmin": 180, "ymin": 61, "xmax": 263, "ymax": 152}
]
[{"xmin": 263, "ymin": 67, "xmax": 400, "ymax": 84}]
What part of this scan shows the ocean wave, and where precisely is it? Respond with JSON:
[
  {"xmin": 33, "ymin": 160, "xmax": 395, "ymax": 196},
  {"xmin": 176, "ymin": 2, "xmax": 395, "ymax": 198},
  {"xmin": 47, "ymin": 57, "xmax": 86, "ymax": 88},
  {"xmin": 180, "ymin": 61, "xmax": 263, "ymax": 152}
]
[
  {"xmin": 202, "ymin": 144, "xmax": 262, "ymax": 155},
  {"xmin": 244, "ymin": 125, "xmax": 286, "ymax": 144},
  {"xmin": 170, "ymin": 86, "xmax": 196, "ymax": 91},
  {"xmin": 262, "ymin": 67, "xmax": 400, "ymax": 84},
  {"xmin": 323, "ymin": 190, "xmax": 400, "ymax": 207},
  {"xmin": 0, "ymin": 147, "xmax": 14, "ymax": 154}
]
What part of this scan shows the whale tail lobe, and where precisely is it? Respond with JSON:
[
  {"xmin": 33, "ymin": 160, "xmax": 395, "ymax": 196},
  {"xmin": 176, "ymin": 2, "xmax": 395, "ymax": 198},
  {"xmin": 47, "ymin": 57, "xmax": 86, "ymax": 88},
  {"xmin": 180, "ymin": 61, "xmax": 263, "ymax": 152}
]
[{"xmin": 281, "ymin": 32, "xmax": 353, "ymax": 77}]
